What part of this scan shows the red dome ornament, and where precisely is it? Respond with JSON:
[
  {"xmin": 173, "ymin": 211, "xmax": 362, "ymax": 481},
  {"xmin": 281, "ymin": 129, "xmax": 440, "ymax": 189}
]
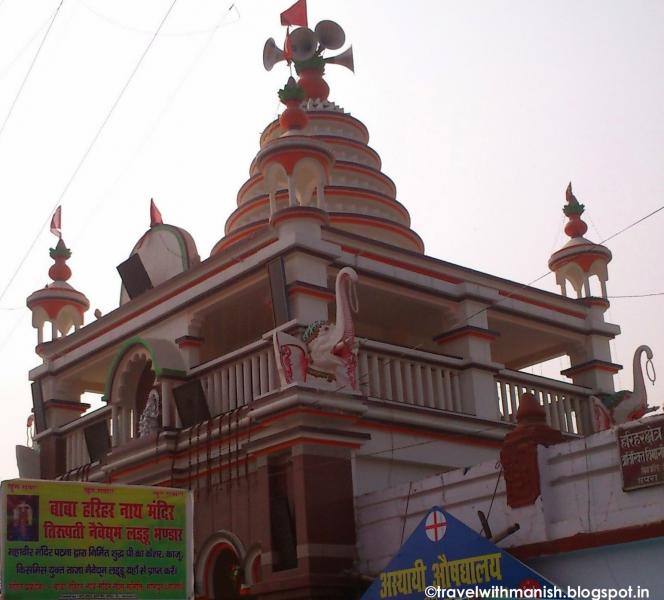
[
  {"xmin": 295, "ymin": 56, "xmax": 330, "ymax": 102},
  {"xmin": 48, "ymin": 239, "xmax": 72, "ymax": 282},
  {"xmin": 27, "ymin": 237, "xmax": 89, "ymax": 348},
  {"xmin": 278, "ymin": 77, "xmax": 308, "ymax": 131},
  {"xmin": 562, "ymin": 182, "xmax": 588, "ymax": 238}
]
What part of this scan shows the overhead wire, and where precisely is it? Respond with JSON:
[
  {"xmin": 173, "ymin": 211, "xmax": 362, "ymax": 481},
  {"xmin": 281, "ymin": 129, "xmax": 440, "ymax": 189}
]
[
  {"xmin": 0, "ymin": 11, "xmax": 55, "ymax": 80},
  {"xmin": 609, "ymin": 292, "xmax": 664, "ymax": 298},
  {"xmin": 0, "ymin": 0, "xmax": 65, "ymax": 144},
  {"xmin": 442, "ymin": 203, "xmax": 664, "ymax": 334},
  {"xmin": 0, "ymin": 0, "xmax": 180, "ymax": 308},
  {"xmin": 80, "ymin": 0, "xmax": 240, "ymax": 37},
  {"xmin": 73, "ymin": 1, "xmax": 240, "ymax": 247},
  {"xmin": 316, "ymin": 202, "xmax": 664, "ymax": 402}
]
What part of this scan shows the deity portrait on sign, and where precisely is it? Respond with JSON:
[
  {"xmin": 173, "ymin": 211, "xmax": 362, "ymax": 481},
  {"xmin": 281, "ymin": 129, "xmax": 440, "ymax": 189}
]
[{"xmin": 6, "ymin": 494, "xmax": 39, "ymax": 542}]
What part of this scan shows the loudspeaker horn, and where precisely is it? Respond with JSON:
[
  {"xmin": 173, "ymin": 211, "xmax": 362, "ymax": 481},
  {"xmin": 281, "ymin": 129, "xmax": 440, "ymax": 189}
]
[
  {"xmin": 263, "ymin": 38, "xmax": 286, "ymax": 71},
  {"xmin": 326, "ymin": 46, "xmax": 354, "ymax": 73},
  {"xmin": 289, "ymin": 27, "xmax": 318, "ymax": 62},
  {"xmin": 315, "ymin": 20, "xmax": 345, "ymax": 50}
]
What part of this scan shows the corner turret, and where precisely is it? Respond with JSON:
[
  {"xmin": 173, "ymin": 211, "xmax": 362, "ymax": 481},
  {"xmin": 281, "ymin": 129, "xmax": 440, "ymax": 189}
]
[
  {"xmin": 27, "ymin": 237, "xmax": 89, "ymax": 353},
  {"xmin": 548, "ymin": 183, "xmax": 612, "ymax": 309}
]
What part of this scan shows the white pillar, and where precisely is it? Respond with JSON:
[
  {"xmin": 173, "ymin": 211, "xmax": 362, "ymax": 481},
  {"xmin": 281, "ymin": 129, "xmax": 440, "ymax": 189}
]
[
  {"xmin": 269, "ymin": 191, "xmax": 277, "ymax": 217},
  {"xmin": 316, "ymin": 178, "xmax": 326, "ymax": 211},
  {"xmin": 160, "ymin": 380, "xmax": 174, "ymax": 428},
  {"xmin": 287, "ymin": 175, "xmax": 297, "ymax": 207}
]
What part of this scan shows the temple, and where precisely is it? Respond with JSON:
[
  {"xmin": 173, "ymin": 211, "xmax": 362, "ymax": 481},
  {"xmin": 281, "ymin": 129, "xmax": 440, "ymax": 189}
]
[{"xmin": 22, "ymin": 4, "xmax": 660, "ymax": 598}]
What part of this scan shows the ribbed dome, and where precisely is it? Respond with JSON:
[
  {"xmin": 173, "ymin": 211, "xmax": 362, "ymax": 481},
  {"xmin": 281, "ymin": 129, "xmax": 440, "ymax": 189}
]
[
  {"xmin": 217, "ymin": 101, "xmax": 424, "ymax": 255},
  {"xmin": 120, "ymin": 223, "xmax": 200, "ymax": 305}
]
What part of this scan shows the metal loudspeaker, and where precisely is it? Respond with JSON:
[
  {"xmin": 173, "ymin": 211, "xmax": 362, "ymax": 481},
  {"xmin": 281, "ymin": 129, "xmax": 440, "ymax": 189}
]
[
  {"xmin": 263, "ymin": 37, "xmax": 286, "ymax": 71},
  {"xmin": 315, "ymin": 20, "xmax": 345, "ymax": 50},
  {"xmin": 326, "ymin": 45, "xmax": 354, "ymax": 73},
  {"xmin": 289, "ymin": 27, "xmax": 318, "ymax": 62}
]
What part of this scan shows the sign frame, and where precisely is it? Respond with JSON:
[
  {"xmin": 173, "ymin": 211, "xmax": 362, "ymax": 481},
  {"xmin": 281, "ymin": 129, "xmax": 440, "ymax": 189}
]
[{"xmin": 1, "ymin": 478, "xmax": 194, "ymax": 600}]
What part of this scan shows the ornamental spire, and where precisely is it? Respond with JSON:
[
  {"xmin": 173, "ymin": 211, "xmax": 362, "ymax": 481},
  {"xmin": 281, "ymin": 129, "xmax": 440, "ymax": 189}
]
[
  {"xmin": 150, "ymin": 198, "xmax": 163, "ymax": 228},
  {"xmin": 278, "ymin": 76, "xmax": 307, "ymax": 131},
  {"xmin": 27, "ymin": 237, "xmax": 89, "ymax": 350},
  {"xmin": 563, "ymin": 182, "xmax": 588, "ymax": 238},
  {"xmin": 48, "ymin": 238, "xmax": 72, "ymax": 282},
  {"xmin": 549, "ymin": 182, "xmax": 612, "ymax": 303}
]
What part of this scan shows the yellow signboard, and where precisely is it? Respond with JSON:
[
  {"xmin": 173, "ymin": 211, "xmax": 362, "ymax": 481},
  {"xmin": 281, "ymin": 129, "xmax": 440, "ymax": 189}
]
[{"xmin": 1, "ymin": 479, "xmax": 193, "ymax": 600}]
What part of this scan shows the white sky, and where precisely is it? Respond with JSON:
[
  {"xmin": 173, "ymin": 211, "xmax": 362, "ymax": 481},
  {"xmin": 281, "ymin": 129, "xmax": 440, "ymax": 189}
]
[{"xmin": 0, "ymin": 0, "xmax": 662, "ymax": 480}]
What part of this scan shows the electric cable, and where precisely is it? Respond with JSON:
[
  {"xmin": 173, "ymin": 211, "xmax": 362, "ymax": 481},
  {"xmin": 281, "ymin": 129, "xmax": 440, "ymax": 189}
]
[
  {"xmin": 0, "ymin": 0, "xmax": 180, "ymax": 307},
  {"xmin": 0, "ymin": 11, "xmax": 55, "ymax": 80},
  {"xmin": 0, "ymin": 0, "xmax": 64, "ymax": 144},
  {"xmin": 73, "ymin": 1, "xmax": 240, "ymax": 247},
  {"xmin": 80, "ymin": 1, "xmax": 241, "ymax": 37},
  {"xmin": 313, "ymin": 203, "xmax": 664, "ymax": 403},
  {"xmin": 435, "ymin": 203, "xmax": 664, "ymax": 339},
  {"xmin": 609, "ymin": 292, "xmax": 664, "ymax": 298}
]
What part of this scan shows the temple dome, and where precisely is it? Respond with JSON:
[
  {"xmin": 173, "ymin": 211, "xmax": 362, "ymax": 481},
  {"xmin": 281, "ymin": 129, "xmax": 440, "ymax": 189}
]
[
  {"xmin": 120, "ymin": 222, "xmax": 200, "ymax": 305},
  {"xmin": 213, "ymin": 83, "xmax": 423, "ymax": 256}
]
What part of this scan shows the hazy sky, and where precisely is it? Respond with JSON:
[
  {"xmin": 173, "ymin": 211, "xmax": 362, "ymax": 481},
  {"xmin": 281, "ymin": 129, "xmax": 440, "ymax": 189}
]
[{"xmin": 0, "ymin": 0, "xmax": 662, "ymax": 480}]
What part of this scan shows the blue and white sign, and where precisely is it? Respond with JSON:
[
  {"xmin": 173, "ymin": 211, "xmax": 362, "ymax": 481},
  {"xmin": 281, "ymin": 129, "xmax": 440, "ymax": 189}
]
[{"xmin": 361, "ymin": 506, "xmax": 559, "ymax": 599}]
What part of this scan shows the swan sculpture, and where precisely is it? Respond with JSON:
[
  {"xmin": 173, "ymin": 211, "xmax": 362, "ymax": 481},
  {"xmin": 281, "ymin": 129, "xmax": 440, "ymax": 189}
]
[
  {"xmin": 591, "ymin": 345, "xmax": 655, "ymax": 431},
  {"xmin": 274, "ymin": 267, "xmax": 360, "ymax": 391}
]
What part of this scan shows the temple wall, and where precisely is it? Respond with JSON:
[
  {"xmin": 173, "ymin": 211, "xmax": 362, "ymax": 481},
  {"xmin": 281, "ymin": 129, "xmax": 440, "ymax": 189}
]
[{"xmin": 355, "ymin": 417, "xmax": 664, "ymax": 584}]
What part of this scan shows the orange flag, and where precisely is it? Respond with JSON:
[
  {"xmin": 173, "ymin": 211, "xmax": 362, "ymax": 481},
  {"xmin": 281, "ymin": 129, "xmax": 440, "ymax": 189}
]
[
  {"xmin": 150, "ymin": 198, "xmax": 163, "ymax": 227},
  {"xmin": 280, "ymin": 0, "xmax": 307, "ymax": 27},
  {"xmin": 50, "ymin": 206, "xmax": 62, "ymax": 238}
]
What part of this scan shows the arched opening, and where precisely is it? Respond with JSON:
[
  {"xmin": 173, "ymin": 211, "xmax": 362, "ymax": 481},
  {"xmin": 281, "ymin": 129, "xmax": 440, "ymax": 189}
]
[
  {"xmin": 292, "ymin": 157, "xmax": 327, "ymax": 208},
  {"xmin": 211, "ymin": 548, "xmax": 241, "ymax": 599},
  {"xmin": 109, "ymin": 347, "xmax": 157, "ymax": 445},
  {"xmin": 196, "ymin": 531, "xmax": 246, "ymax": 600}
]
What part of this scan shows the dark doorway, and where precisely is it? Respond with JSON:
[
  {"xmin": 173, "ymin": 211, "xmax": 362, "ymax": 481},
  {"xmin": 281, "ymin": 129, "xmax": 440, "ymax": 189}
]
[{"xmin": 212, "ymin": 548, "xmax": 240, "ymax": 599}]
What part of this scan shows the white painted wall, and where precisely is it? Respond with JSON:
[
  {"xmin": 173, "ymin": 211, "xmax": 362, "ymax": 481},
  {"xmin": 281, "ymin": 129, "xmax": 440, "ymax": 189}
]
[
  {"xmin": 529, "ymin": 538, "xmax": 664, "ymax": 592},
  {"xmin": 356, "ymin": 415, "xmax": 664, "ymax": 586}
]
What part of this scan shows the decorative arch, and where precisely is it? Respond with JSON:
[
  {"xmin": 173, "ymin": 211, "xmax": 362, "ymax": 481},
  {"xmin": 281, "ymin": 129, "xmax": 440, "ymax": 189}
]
[
  {"xmin": 103, "ymin": 337, "xmax": 187, "ymax": 401},
  {"xmin": 242, "ymin": 543, "xmax": 263, "ymax": 588},
  {"xmin": 292, "ymin": 157, "xmax": 328, "ymax": 208},
  {"xmin": 195, "ymin": 530, "xmax": 246, "ymax": 600},
  {"xmin": 103, "ymin": 337, "xmax": 186, "ymax": 445},
  {"xmin": 263, "ymin": 161, "xmax": 288, "ymax": 193}
]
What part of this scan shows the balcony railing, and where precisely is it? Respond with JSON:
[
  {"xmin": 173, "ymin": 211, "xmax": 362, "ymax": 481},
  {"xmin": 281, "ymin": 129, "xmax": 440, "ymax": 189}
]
[
  {"xmin": 193, "ymin": 338, "xmax": 278, "ymax": 415},
  {"xmin": 358, "ymin": 339, "xmax": 463, "ymax": 412},
  {"xmin": 495, "ymin": 369, "xmax": 593, "ymax": 435},
  {"xmin": 60, "ymin": 404, "xmax": 112, "ymax": 473},
  {"xmin": 58, "ymin": 337, "xmax": 594, "ymax": 473}
]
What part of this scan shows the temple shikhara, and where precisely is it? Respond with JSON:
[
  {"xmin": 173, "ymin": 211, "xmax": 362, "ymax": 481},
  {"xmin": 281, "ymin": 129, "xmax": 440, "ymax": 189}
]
[{"xmin": 21, "ymin": 2, "xmax": 663, "ymax": 598}]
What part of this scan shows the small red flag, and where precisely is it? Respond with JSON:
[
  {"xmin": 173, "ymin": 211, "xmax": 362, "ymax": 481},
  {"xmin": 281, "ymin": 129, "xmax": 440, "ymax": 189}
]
[
  {"xmin": 50, "ymin": 206, "xmax": 62, "ymax": 238},
  {"xmin": 150, "ymin": 198, "xmax": 163, "ymax": 227},
  {"xmin": 280, "ymin": 0, "xmax": 307, "ymax": 27}
]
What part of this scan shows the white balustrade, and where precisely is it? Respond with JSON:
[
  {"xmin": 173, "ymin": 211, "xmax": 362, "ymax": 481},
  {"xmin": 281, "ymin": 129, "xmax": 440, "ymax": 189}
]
[
  {"xmin": 60, "ymin": 340, "xmax": 595, "ymax": 474},
  {"xmin": 358, "ymin": 340, "xmax": 463, "ymax": 412},
  {"xmin": 494, "ymin": 369, "xmax": 593, "ymax": 435},
  {"xmin": 196, "ymin": 340, "xmax": 279, "ymax": 416},
  {"xmin": 61, "ymin": 405, "xmax": 112, "ymax": 472}
]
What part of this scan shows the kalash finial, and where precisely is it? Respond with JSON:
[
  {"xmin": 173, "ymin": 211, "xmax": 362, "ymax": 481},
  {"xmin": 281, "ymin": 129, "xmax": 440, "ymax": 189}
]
[
  {"xmin": 47, "ymin": 206, "xmax": 71, "ymax": 281},
  {"xmin": 48, "ymin": 239, "xmax": 72, "ymax": 282},
  {"xmin": 278, "ymin": 76, "xmax": 308, "ymax": 130},
  {"xmin": 563, "ymin": 182, "xmax": 588, "ymax": 238},
  {"xmin": 262, "ymin": 0, "xmax": 354, "ymax": 103}
]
